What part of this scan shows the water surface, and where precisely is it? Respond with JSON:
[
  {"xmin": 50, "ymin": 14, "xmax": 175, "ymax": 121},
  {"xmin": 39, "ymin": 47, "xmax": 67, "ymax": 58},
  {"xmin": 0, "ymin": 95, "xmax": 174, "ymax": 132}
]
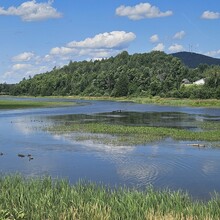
[{"xmin": 0, "ymin": 97, "xmax": 220, "ymax": 200}]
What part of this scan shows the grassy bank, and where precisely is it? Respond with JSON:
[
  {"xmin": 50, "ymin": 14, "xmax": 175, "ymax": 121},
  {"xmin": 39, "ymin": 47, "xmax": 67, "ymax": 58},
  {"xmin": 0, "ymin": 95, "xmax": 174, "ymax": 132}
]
[
  {"xmin": 58, "ymin": 95, "xmax": 220, "ymax": 108},
  {"xmin": 129, "ymin": 97, "xmax": 220, "ymax": 108},
  {"xmin": 1, "ymin": 95, "xmax": 220, "ymax": 108},
  {"xmin": 0, "ymin": 175, "xmax": 220, "ymax": 220},
  {"xmin": 0, "ymin": 99, "xmax": 76, "ymax": 109},
  {"xmin": 47, "ymin": 122, "xmax": 220, "ymax": 146}
]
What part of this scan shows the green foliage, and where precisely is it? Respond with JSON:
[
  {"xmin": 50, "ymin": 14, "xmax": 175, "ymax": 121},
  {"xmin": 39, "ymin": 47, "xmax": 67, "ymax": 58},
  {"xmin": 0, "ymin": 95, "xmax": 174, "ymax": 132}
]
[
  {"xmin": 0, "ymin": 83, "xmax": 14, "ymax": 95},
  {"xmin": 5, "ymin": 51, "xmax": 220, "ymax": 99},
  {"xmin": 1, "ymin": 175, "xmax": 220, "ymax": 220},
  {"xmin": 112, "ymin": 73, "xmax": 129, "ymax": 97},
  {"xmin": 205, "ymin": 66, "xmax": 220, "ymax": 89}
]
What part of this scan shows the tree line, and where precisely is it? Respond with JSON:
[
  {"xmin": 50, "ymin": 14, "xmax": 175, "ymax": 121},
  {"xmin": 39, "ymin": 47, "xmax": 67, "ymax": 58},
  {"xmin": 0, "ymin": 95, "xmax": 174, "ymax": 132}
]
[{"xmin": 1, "ymin": 51, "xmax": 220, "ymax": 99}]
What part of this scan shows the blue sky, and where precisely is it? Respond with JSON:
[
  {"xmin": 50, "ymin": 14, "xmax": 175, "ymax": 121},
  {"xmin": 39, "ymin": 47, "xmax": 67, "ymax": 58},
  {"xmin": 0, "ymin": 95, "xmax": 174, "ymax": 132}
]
[{"xmin": 0, "ymin": 0, "xmax": 220, "ymax": 83}]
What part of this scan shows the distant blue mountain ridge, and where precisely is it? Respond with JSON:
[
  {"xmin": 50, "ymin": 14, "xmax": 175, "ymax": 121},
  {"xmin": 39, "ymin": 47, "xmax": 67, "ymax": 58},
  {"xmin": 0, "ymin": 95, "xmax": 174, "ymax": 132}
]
[{"xmin": 171, "ymin": 51, "xmax": 220, "ymax": 68}]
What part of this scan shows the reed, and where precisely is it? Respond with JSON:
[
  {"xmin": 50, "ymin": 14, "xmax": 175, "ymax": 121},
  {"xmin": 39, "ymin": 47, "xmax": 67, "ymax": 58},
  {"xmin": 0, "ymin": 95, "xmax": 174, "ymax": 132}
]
[{"xmin": 0, "ymin": 175, "xmax": 219, "ymax": 220}]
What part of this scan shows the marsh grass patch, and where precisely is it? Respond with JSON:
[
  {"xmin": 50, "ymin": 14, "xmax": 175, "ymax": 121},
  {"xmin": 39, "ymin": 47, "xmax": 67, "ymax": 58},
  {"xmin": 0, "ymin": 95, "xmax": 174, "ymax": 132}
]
[{"xmin": 46, "ymin": 122, "xmax": 220, "ymax": 146}]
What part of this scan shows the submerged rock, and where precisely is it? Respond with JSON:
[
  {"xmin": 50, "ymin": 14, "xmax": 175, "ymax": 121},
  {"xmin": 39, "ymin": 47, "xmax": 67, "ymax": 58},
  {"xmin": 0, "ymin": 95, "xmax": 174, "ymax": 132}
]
[{"xmin": 188, "ymin": 143, "xmax": 205, "ymax": 148}]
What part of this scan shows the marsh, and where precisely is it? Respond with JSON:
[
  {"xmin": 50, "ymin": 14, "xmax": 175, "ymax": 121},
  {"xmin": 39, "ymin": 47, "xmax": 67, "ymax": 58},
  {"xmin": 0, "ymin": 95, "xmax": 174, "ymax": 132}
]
[{"xmin": 0, "ymin": 97, "xmax": 220, "ymax": 200}]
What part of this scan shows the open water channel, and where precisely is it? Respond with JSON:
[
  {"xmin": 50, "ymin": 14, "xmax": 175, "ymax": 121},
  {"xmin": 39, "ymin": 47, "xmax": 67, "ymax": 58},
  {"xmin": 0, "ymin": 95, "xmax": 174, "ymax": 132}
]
[{"xmin": 0, "ymin": 97, "xmax": 220, "ymax": 200}]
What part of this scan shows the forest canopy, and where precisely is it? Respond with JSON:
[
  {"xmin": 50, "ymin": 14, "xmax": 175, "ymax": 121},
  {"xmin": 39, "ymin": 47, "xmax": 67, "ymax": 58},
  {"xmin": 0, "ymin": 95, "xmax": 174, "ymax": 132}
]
[{"xmin": 2, "ymin": 51, "xmax": 220, "ymax": 99}]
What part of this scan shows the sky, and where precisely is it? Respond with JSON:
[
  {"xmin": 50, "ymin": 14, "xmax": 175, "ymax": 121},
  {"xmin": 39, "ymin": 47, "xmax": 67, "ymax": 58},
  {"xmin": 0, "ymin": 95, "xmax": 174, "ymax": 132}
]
[{"xmin": 0, "ymin": 0, "xmax": 220, "ymax": 84}]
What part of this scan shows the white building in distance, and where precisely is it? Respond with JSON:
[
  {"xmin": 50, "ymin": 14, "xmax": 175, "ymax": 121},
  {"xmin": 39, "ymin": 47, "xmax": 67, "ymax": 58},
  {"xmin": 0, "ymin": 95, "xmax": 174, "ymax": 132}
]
[{"xmin": 193, "ymin": 78, "xmax": 205, "ymax": 85}]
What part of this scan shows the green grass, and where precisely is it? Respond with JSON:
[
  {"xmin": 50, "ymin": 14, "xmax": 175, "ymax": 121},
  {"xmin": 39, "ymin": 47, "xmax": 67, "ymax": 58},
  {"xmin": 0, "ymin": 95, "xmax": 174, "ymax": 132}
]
[
  {"xmin": 126, "ymin": 97, "xmax": 220, "ymax": 108},
  {"xmin": 2, "ymin": 95, "xmax": 220, "ymax": 108},
  {"xmin": 53, "ymin": 95, "xmax": 220, "ymax": 108},
  {"xmin": 47, "ymin": 122, "xmax": 220, "ymax": 146},
  {"xmin": 0, "ymin": 175, "xmax": 220, "ymax": 220},
  {"xmin": 0, "ymin": 99, "xmax": 76, "ymax": 109}
]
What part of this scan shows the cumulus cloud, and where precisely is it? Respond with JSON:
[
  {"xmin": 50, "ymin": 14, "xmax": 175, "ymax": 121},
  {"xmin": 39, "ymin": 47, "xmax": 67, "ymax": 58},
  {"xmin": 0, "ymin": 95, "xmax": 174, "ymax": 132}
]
[
  {"xmin": 173, "ymin": 31, "xmax": 185, "ymax": 40},
  {"xmin": 50, "ymin": 47, "xmax": 76, "ymax": 56},
  {"xmin": 150, "ymin": 34, "xmax": 159, "ymax": 43},
  {"xmin": 50, "ymin": 31, "xmax": 136, "ymax": 60},
  {"xmin": 205, "ymin": 49, "xmax": 220, "ymax": 57},
  {"xmin": 67, "ymin": 31, "xmax": 136, "ymax": 49},
  {"xmin": 12, "ymin": 52, "xmax": 35, "ymax": 62},
  {"xmin": 2, "ymin": 65, "xmax": 50, "ymax": 83},
  {"xmin": 116, "ymin": 2, "xmax": 173, "ymax": 20},
  {"xmin": 201, "ymin": 11, "xmax": 220, "ymax": 19},
  {"xmin": 152, "ymin": 43, "xmax": 165, "ymax": 51},
  {"xmin": 168, "ymin": 44, "xmax": 184, "ymax": 53},
  {"xmin": 2, "ymin": 31, "xmax": 136, "ymax": 83},
  {"xmin": 78, "ymin": 48, "xmax": 117, "ymax": 58},
  {"xmin": 12, "ymin": 63, "xmax": 32, "ymax": 70},
  {"xmin": 0, "ymin": 0, "xmax": 62, "ymax": 21}
]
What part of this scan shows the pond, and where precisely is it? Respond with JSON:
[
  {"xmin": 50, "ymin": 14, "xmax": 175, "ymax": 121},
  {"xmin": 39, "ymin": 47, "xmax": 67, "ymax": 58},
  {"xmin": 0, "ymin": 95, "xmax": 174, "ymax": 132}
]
[{"xmin": 0, "ymin": 97, "xmax": 220, "ymax": 200}]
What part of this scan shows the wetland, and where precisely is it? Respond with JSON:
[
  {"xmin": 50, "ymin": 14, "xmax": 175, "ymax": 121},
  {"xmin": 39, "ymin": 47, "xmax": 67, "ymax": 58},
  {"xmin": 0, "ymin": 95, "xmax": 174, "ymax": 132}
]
[{"xmin": 0, "ymin": 96, "xmax": 220, "ymax": 201}]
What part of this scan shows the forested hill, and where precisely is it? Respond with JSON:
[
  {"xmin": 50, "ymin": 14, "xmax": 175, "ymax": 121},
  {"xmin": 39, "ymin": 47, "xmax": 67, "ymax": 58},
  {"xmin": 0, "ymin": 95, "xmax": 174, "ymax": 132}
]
[
  {"xmin": 171, "ymin": 52, "xmax": 220, "ymax": 68},
  {"xmin": 10, "ymin": 51, "xmax": 220, "ymax": 99}
]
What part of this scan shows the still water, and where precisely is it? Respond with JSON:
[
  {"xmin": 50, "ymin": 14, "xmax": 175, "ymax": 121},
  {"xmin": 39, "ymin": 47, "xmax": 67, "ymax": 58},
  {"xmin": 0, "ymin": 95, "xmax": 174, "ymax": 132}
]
[{"xmin": 0, "ymin": 97, "xmax": 220, "ymax": 200}]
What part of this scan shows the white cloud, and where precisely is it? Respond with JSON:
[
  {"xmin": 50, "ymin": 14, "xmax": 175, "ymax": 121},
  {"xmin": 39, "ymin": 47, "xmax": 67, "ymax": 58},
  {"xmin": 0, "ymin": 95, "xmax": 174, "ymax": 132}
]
[
  {"xmin": 205, "ymin": 49, "xmax": 220, "ymax": 57},
  {"xmin": 168, "ymin": 44, "xmax": 184, "ymax": 53},
  {"xmin": 78, "ymin": 48, "xmax": 116, "ymax": 58},
  {"xmin": 12, "ymin": 63, "xmax": 32, "ymax": 70},
  {"xmin": 67, "ymin": 31, "xmax": 136, "ymax": 49},
  {"xmin": 50, "ymin": 47, "xmax": 76, "ymax": 56},
  {"xmin": 173, "ymin": 31, "xmax": 185, "ymax": 40},
  {"xmin": 116, "ymin": 2, "xmax": 173, "ymax": 20},
  {"xmin": 201, "ymin": 11, "xmax": 220, "ymax": 19},
  {"xmin": 0, "ymin": 0, "xmax": 62, "ymax": 22},
  {"xmin": 150, "ymin": 34, "xmax": 159, "ymax": 43},
  {"xmin": 1, "ymin": 65, "xmax": 50, "ymax": 83},
  {"xmin": 12, "ymin": 52, "xmax": 35, "ymax": 62},
  {"xmin": 1, "ymin": 31, "xmax": 136, "ymax": 83},
  {"xmin": 152, "ymin": 43, "xmax": 165, "ymax": 51},
  {"xmin": 50, "ymin": 31, "xmax": 136, "ymax": 61}
]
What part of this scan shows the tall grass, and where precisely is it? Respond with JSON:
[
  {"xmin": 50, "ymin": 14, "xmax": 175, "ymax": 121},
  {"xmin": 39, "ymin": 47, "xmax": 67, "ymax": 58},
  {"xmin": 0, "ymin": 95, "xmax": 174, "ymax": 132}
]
[
  {"xmin": 0, "ymin": 175, "xmax": 220, "ymax": 220},
  {"xmin": 53, "ymin": 95, "xmax": 220, "ymax": 108},
  {"xmin": 128, "ymin": 96, "xmax": 220, "ymax": 108}
]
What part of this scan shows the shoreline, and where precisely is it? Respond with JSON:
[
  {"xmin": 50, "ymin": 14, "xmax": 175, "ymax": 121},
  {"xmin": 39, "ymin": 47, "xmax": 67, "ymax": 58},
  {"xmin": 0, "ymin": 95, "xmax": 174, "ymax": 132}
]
[{"xmin": 1, "ymin": 95, "xmax": 220, "ymax": 108}]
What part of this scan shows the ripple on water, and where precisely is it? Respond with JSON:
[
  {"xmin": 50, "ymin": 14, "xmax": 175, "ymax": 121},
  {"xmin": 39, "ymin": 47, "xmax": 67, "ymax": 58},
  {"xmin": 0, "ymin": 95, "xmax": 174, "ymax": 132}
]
[
  {"xmin": 201, "ymin": 160, "xmax": 220, "ymax": 176},
  {"xmin": 113, "ymin": 149, "xmax": 175, "ymax": 188}
]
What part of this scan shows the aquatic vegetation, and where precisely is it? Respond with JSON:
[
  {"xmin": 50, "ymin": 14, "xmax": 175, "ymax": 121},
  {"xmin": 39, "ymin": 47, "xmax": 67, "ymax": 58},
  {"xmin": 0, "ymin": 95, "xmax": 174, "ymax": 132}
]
[
  {"xmin": 200, "ymin": 121, "xmax": 220, "ymax": 131},
  {"xmin": 0, "ymin": 175, "xmax": 220, "ymax": 220},
  {"xmin": 47, "ymin": 122, "xmax": 220, "ymax": 146},
  {"xmin": 0, "ymin": 99, "xmax": 76, "ymax": 109}
]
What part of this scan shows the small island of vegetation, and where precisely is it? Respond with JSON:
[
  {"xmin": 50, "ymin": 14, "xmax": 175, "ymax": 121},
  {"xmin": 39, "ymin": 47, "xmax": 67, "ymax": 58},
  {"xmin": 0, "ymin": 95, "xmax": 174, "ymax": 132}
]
[
  {"xmin": 0, "ymin": 99, "xmax": 76, "ymax": 109},
  {"xmin": 46, "ymin": 121, "xmax": 220, "ymax": 146}
]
